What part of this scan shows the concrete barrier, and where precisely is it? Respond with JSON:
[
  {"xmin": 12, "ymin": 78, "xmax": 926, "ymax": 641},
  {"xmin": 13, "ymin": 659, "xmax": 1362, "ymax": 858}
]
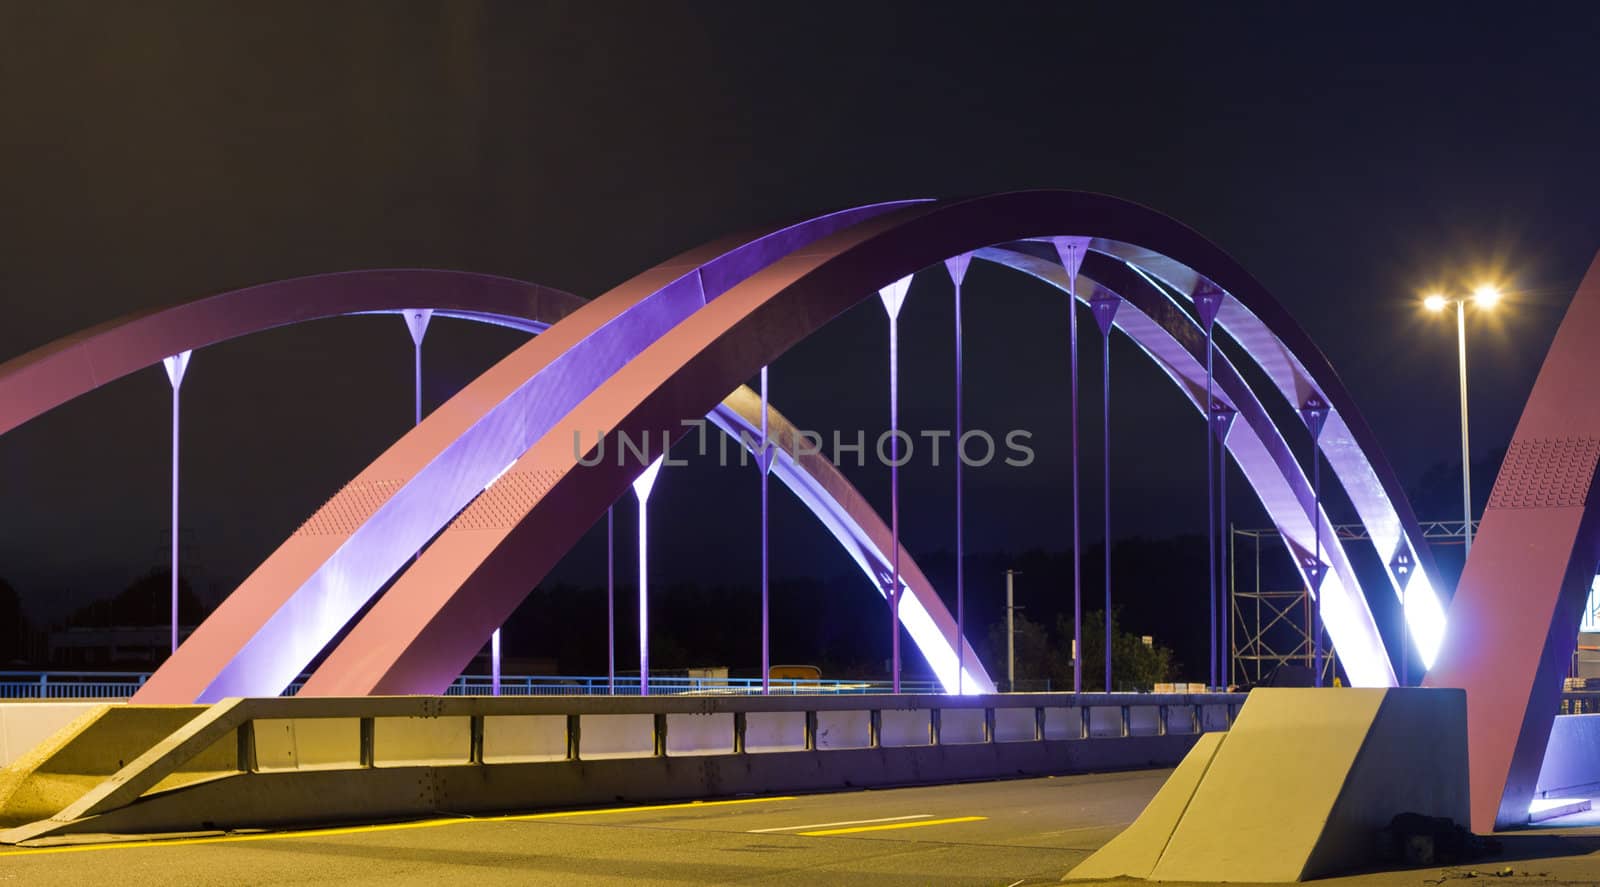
[
  {"xmin": 1043, "ymin": 706, "xmax": 1081, "ymax": 740},
  {"xmin": 665, "ymin": 712, "xmax": 734, "ymax": 756},
  {"xmin": 1068, "ymin": 688, "xmax": 1468, "ymax": 883},
  {"xmin": 1536, "ymin": 713, "xmax": 1600, "ymax": 798},
  {"xmin": 744, "ymin": 711, "xmax": 806, "ymax": 753},
  {"xmin": 254, "ymin": 718, "xmax": 363, "ymax": 771},
  {"xmin": 0, "ymin": 703, "xmax": 112, "ymax": 767},
  {"xmin": 0, "ymin": 691, "xmax": 1243, "ymax": 843},
  {"xmin": 994, "ymin": 707, "xmax": 1037, "ymax": 742},
  {"xmin": 939, "ymin": 708, "xmax": 986, "ymax": 744},
  {"xmin": 0, "ymin": 703, "xmax": 214, "ymax": 828},
  {"xmin": 580, "ymin": 714, "xmax": 655, "ymax": 759},
  {"xmin": 483, "ymin": 714, "xmax": 567, "ymax": 763},
  {"xmin": 815, "ymin": 709, "xmax": 871, "ymax": 749},
  {"xmin": 881, "ymin": 709, "xmax": 930, "ymax": 747}
]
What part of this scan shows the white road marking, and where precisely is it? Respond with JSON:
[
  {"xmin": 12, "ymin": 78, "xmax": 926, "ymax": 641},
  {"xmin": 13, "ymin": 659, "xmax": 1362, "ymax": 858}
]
[{"xmin": 748, "ymin": 814, "xmax": 933, "ymax": 833}]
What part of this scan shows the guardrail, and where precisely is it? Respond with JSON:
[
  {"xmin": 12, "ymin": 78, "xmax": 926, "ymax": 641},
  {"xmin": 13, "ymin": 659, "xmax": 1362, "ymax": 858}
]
[
  {"xmin": 2, "ymin": 691, "xmax": 1245, "ymax": 841},
  {"xmin": 0, "ymin": 672, "xmax": 947, "ymax": 700},
  {"xmin": 1561, "ymin": 692, "xmax": 1600, "ymax": 714}
]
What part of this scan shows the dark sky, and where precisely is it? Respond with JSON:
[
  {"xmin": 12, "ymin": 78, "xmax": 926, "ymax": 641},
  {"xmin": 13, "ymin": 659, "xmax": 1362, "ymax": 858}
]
[{"xmin": 2, "ymin": 2, "xmax": 1598, "ymax": 638}]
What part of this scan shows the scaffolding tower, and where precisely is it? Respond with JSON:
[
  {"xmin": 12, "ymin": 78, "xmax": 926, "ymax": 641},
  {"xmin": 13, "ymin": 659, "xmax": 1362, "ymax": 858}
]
[{"xmin": 1229, "ymin": 519, "xmax": 1477, "ymax": 687}]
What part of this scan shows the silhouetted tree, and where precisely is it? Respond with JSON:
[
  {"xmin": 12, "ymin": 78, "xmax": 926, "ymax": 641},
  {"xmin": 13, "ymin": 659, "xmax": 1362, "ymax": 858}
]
[
  {"xmin": 986, "ymin": 612, "xmax": 1059, "ymax": 690},
  {"xmin": 0, "ymin": 577, "xmax": 31, "ymax": 664},
  {"xmin": 69, "ymin": 568, "xmax": 201, "ymax": 627},
  {"xmin": 1067, "ymin": 609, "xmax": 1176, "ymax": 692}
]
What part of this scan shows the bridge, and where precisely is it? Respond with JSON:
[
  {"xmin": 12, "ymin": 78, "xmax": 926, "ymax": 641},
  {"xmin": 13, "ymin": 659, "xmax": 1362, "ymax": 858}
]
[{"xmin": 4, "ymin": 191, "xmax": 1600, "ymax": 881}]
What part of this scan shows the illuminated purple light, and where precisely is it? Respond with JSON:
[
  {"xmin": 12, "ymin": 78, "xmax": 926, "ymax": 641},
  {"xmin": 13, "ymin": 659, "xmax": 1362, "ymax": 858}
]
[{"xmin": 0, "ymin": 195, "xmax": 1440, "ymax": 704}]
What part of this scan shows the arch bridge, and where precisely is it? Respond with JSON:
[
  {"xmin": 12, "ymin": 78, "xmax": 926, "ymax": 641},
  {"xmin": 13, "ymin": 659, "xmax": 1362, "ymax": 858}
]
[{"xmin": 1, "ymin": 191, "xmax": 1444, "ymax": 707}]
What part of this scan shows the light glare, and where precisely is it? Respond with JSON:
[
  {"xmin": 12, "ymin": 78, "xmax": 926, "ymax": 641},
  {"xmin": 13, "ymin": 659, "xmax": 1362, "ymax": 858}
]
[
  {"xmin": 1473, "ymin": 284, "xmax": 1502, "ymax": 308},
  {"xmin": 1403, "ymin": 572, "xmax": 1447, "ymax": 669},
  {"xmin": 1423, "ymin": 294, "xmax": 1448, "ymax": 312}
]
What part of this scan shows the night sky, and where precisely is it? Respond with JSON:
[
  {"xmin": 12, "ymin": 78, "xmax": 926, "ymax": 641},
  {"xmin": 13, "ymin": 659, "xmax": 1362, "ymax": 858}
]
[{"xmin": 2, "ymin": 3, "xmax": 1598, "ymax": 677}]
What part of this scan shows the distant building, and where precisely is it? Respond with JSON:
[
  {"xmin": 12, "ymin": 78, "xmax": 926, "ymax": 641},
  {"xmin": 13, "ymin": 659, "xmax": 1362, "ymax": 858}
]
[{"xmin": 47, "ymin": 626, "xmax": 194, "ymax": 668}]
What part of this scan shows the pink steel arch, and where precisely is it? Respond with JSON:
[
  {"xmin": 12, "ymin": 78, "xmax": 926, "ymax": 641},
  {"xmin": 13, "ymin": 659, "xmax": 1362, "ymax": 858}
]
[
  {"xmin": 0, "ymin": 269, "xmax": 581, "ymax": 436},
  {"xmin": 296, "ymin": 191, "xmax": 1439, "ymax": 696},
  {"xmin": 127, "ymin": 201, "xmax": 959, "ymax": 703},
  {"xmin": 2, "ymin": 191, "xmax": 1443, "ymax": 702},
  {"xmin": 1427, "ymin": 250, "xmax": 1600, "ymax": 831},
  {"xmin": 0, "ymin": 260, "xmax": 993, "ymax": 696},
  {"xmin": 978, "ymin": 244, "xmax": 1380, "ymax": 681}
]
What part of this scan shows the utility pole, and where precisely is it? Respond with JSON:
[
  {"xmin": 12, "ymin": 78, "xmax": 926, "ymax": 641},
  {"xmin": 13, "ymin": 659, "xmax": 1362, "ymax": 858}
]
[{"xmin": 1005, "ymin": 569, "xmax": 1021, "ymax": 691}]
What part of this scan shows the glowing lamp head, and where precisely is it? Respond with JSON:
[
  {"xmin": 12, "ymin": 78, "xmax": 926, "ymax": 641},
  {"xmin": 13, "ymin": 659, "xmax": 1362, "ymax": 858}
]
[
  {"xmin": 1472, "ymin": 284, "xmax": 1502, "ymax": 308},
  {"xmin": 1423, "ymin": 294, "xmax": 1448, "ymax": 312}
]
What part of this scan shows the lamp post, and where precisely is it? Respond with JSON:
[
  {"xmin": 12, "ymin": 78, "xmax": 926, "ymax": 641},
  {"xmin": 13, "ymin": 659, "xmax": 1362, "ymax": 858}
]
[{"xmin": 1423, "ymin": 285, "xmax": 1501, "ymax": 557}]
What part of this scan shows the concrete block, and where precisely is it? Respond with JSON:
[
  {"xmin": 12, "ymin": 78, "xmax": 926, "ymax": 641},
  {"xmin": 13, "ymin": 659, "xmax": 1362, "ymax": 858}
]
[
  {"xmin": 579, "ymin": 714, "xmax": 653, "ymax": 759},
  {"xmin": 0, "ymin": 703, "xmax": 108, "ymax": 767},
  {"xmin": 1166, "ymin": 705, "xmax": 1198, "ymax": 734},
  {"xmin": 880, "ymin": 709, "xmax": 930, "ymax": 747},
  {"xmin": 0, "ymin": 704, "xmax": 209, "ymax": 827},
  {"xmin": 1068, "ymin": 688, "xmax": 1469, "ymax": 883},
  {"xmin": 253, "ymin": 719, "xmax": 300, "ymax": 772},
  {"xmin": 1088, "ymin": 706, "xmax": 1123, "ymax": 738},
  {"xmin": 254, "ymin": 718, "xmax": 361, "ymax": 771},
  {"xmin": 993, "ymin": 708, "xmax": 1036, "ymax": 742},
  {"xmin": 939, "ymin": 708, "xmax": 986, "ymax": 745},
  {"xmin": 744, "ymin": 711, "xmax": 805, "ymax": 753},
  {"xmin": 1199, "ymin": 703, "xmax": 1232, "ymax": 731},
  {"xmin": 290, "ymin": 718, "xmax": 362, "ymax": 769},
  {"xmin": 1043, "ymin": 707, "xmax": 1082, "ymax": 740},
  {"xmin": 665, "ymin": 713, "xmax": 733, "ymax": 756},
  {"xmin": 483, "ymin": 715, "xmax": 567, "ymax": 763},
  {"xmin": 1537, "ymin": 714, "xmax": 1600, "ymax": 797},
  {"xmin": 1530, "ymin": 797, "xmax": 1591, "ymax": 822},
  {"xmin": 1129, "ymin": 705, "xmax": 1162, "ymax": 736},
  {"xmin": 373, "ymin": 716, "xmax": 470, "ymax": 766},
  {"xmin": 814, "ymin": 710, "xmax": 870, "ymax": 750},
  {"xmin": 1066, "ymin": 731, "xmax": 1224, "ymax": 881}
]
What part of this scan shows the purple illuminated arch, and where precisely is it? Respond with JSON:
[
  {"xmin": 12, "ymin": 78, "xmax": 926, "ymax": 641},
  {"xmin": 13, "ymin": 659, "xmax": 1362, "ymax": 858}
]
[
  {"xmin": 118, "ymin": 201, "xmax": 937, "ymax": 703},
  {"xmin": 1, "ymin": 191, "xmax": 1444, "ymax": 703},
  {"xmin": 0, "ymin": 256, "xmax": 992, "ymax": 697},
  {"xmin": 977, "ymin": 245, "xmax": 1389, "ymax": 684},
  {"xmin": 0, "ymin": 269, "xmax": 580, "ymax": 437},
  {"xmin": 295, "ymin": 191, "xmax": 1439, "ymax": 696}
]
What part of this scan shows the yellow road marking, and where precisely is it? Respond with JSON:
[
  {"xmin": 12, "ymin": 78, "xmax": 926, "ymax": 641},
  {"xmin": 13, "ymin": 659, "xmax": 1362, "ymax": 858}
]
[
  {"xmin": 749, "ymin": 814, "xmax": 931, "ymax": 833},
  {"xmin": 490, "ymin": 795, "xmax": 795, "ymax": 823},
  {"xmin": 797, "ymin": 815, "xmax": 986, "ymax": 836},
  {"xmin": 0, "ymin": 795, "xmax": 797, "ymax": 857}
]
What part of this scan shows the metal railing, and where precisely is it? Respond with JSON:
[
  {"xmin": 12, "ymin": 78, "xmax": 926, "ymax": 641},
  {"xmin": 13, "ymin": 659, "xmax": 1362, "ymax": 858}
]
[
  {"xmin": 0, "ymin": 671, "xmax": 945, "ymax": 701},
  {"xmin": 1560, "ymin": 692, "xmax": 1600, "ymax": 715}
]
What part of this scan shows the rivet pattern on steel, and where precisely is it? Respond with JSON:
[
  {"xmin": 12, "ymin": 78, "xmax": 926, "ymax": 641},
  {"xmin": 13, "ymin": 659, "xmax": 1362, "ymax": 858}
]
[{"xmin": 1486, "ymin": 436, "xmax": 1600, "ymax": 509}]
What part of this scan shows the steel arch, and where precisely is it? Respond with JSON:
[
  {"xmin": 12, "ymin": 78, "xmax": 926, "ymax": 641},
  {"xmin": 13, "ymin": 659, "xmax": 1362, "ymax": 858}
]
[
  {"xmin": 302, "ymin": 191, "xmax": 1433, "ymax": 695},
  {"xmin": 977, "ymin": 246, "xmax": 1387, "ymax": 685},
  {"xmin": 0, "ymin": 262, "xmax": 991, "ymax": 697},
  {"xmin": 0, "ymin": 269, "xmax": 581, "ymax": 437},
  {"xmin": 121, "ymin": 201, "xmax": 929, "ymax": 703},
  {"xmin": 1426, "ymin": 250, "xmax": 1600, "ymax": 830}
]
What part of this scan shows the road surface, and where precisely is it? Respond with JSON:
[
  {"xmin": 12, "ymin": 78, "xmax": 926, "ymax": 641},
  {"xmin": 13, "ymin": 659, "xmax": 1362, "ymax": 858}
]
[{"xmin": 5, "ymin": 769, "xmax": 1600, "ymax": 886}]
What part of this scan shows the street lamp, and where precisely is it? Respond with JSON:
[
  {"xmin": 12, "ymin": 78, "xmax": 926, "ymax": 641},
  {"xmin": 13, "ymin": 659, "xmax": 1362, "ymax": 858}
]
[{"xmin": 1423, "ymin": 284, "xmax": 1501, "ymax": 556}]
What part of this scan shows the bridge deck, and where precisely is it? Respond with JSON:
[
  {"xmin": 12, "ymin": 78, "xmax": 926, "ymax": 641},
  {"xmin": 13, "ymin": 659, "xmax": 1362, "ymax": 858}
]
[{"xmin": 5, "ymin": 772, "xmax": 1600, "ymax": 886}]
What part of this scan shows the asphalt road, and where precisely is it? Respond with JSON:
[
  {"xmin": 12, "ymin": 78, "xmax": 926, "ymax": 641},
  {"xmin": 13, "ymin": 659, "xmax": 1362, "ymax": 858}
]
[
  {"xmin": 0, "ymin": 770, "xmax": 1161, "ymax": 886},
  {"xmin": 8, "ymin": 770, "xmax": 1600, "ymax": 886}
]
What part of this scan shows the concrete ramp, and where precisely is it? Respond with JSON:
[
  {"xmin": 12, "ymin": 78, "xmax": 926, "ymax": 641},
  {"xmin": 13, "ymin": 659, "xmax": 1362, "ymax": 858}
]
[
  {"xmin": 0, "ymin": 704, "xmax": 211, "ymax": 828},
  {"xmin": 1066, "ymin": 688, "xmax": 1468, "ymax": 883},
  {"xmin": 1065, "ymin": 731, "xmax": 1224, "ymax": 880}
]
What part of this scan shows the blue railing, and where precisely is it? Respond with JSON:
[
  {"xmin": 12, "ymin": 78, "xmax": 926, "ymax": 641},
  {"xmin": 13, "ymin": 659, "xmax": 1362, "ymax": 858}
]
[{"xmin": 0, "ymin": 671, "xmax": 944, "ymax": 700}]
